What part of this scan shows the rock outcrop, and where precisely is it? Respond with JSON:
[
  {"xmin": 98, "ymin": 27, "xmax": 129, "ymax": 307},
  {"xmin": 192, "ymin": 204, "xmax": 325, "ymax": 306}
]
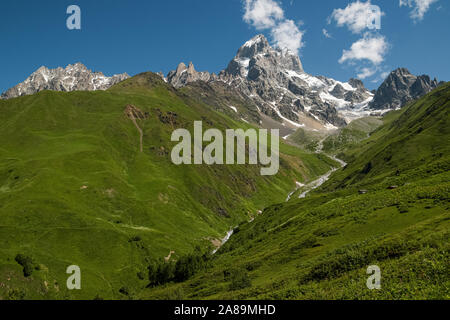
[
  {"xmin": 369, "ymin": 68, "xmax": 439, "ymax": 110},
  {"xmin": 166, "ymin": 62, "xmax": 213, "ymax": 89}
]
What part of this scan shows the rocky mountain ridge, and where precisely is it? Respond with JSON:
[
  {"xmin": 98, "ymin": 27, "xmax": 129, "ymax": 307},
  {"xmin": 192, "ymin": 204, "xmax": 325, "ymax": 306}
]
[
  {"xmin": 369, "ymin": 68, "xmax": 440, "ymax": 110},
  {"xmin": 1, "ymin": 63, "xmax": 129, "ymax": 99},
  {"xmin": 166, "ymin": 62, "xmax": 213, "ymax": 89},
  {"xmin": 166, "ymin": 35, "xmax": 375, "ymax": 129},
  {"xmin": 2, "ymin": 36, "xmax": 441, "ymax": 131}
]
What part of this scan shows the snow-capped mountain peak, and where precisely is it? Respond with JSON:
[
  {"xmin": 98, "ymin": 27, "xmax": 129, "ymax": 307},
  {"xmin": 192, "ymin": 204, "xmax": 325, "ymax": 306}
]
[
  {"xmin": 166, "ymin": 34, "xmax": 376, "ymax": 129},
  {"xmin": 217, "ymin": 35, "xmax": 374, "ymax": 127}
]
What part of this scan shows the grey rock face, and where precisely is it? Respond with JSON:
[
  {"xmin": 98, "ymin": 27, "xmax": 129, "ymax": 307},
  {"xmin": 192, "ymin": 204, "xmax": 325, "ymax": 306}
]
[
  {"xmin": 217, "ymin": 35, "xmax": 374, "ymax": 127},
  {"xmin": 156, "ymin": 71, "xmax": 167, "ymax": 82},
  {"xmin": 1, "ymin": 63, "xmax": 129, "ymax": 99},
  {"xmin": 330, "ymin": 84, "xmax": 346, "ymax": 99},
  {"xmin": 369, "ymin": 68, "xmax": 439, "ymax": 110},
  {"xmin": 310, "ymin": 104, "xmax": 347, "ymax": 128},
  {"xmin": 166, "ymin": 34, "xmax": 375, "ymax": 128},
  {"xmin": 224, "ymin": 34, "xmax": 303, "ymax": 78},
  {"xmin": 167, "ymin": 62, "xmax": 212, "ymax": 88},
  {"xmin": 348, "ymin": 78, "xmax": 365, "ymax": 90}
]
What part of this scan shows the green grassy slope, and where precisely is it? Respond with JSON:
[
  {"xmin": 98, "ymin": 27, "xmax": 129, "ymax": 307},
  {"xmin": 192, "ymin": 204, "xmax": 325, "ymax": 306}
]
[
  {"xmin": 0, "ymin": 72, "xmax": 334, "ymax": 299},
  {"xmin": 287, "ymin": 128, "xmax": 327, "ymax": 152},
  {"xmin": 288, "ymin": 117, "xmax": 383, "ymax": 153},
  {"xmin": 142, "ymin": 83, "xmax": 449, "ymax": 300},
  {"xmin": 324, "ymin": 83, "xmax": 450, "ymax": 190},
  {"xmin": 322, "ymin": 117, "xmax": 383, "ymax": 154}
]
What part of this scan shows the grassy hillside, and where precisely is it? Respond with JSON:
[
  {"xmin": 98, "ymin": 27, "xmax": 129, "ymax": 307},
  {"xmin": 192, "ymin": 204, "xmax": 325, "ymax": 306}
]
[
  {"xmin": 0, "ymin": 72, "xmax": 335, "ymax": 300},
  {"xmin": 141, "ymin": 83, "xmax": 449, "ymax": 300},
  {"xmin": 324, "ymin": 82, "xmax": 450, "ymax": 190},
  {"xmin": 287, "ymin": 128, "xmax": 327, "ymax": 152},
  {"xmin": 322, "ymin": 117, "xmax": 383, "ymax": 154},
  {"xmin": 288, "ymin": 117, "xmax": 383, "ymax": 153}
]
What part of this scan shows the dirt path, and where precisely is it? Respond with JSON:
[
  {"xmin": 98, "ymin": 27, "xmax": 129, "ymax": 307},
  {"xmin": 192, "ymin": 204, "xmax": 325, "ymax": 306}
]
[
  {"xmin": 124, "ymin": 105, "xmax": 146, "ymax": 153},
  {"xmin": 130, "ymin": 116, "xmax": 143, "ymax": 153}
]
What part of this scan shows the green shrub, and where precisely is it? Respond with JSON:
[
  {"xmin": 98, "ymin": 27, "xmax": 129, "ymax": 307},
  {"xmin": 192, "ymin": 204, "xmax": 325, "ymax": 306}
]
[
  {"xmin": 6, "ymin": 289, "xmax": 26, "ymax": 300},
  {"xmin": 147, "ymin": 247, "xmax": 209, "ymax": 287},
  {"xmin": 15, "ymin": 254, "xmax": 35, "ymax": 277},
  {"xmin": 162, "ymin": 287, "xmax": 185, "ymax": 300},
  {"xmin": 229, "ymin": 268, "xmax": 252, "ymax": 291},
  {"xmin": 137, "ymin": 271, "xmax": 145, "ymax": 280},
  {"xmin": 119, "ymin": 287, "xmax": 129, "ymax": 296}
]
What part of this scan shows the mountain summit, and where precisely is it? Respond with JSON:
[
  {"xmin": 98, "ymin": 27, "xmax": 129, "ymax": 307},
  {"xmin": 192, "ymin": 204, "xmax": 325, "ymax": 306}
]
[
  {"xmin": 369, "ymin": 68, "xmax": 440, "ymax": 110},
  {"xmin": 168, "ymin": 34, "xmax": 374, "ymax": 129},
  {"xmin": 2, "ymin": 36, "xmax": 441, "ymax": 130},
  {"xmin": 224, "ymin": 34, "xmax": 303, "ymax": 78},
  {"xmin": 166, "ymin": 62, "xmax": 213, "ymax": 89},
  {"xmin": 1, "ymin": 63, "xmax": 129, "ymax": 99}
]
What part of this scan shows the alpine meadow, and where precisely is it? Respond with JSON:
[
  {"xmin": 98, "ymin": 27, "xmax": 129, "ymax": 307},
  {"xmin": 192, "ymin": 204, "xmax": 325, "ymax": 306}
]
[{"xmin": 0, "ymin": 0, "xmax": 448, "ymax": 303}]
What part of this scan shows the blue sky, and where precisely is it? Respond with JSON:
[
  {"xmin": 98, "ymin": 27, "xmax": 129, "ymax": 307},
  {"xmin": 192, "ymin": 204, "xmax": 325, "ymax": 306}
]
[{"xmin": 1, "ymin": 0, "xmax": 448, "ymax": 92}]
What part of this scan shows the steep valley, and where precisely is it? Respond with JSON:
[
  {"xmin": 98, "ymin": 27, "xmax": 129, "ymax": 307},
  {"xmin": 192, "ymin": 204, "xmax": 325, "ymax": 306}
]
[
  {"xmin": 0, "ymin": 72, "xmax": 337, "ymax": 299},
  {"xmin": 141, "ymin": 83, "xmax": 449, "ymax": 300}
]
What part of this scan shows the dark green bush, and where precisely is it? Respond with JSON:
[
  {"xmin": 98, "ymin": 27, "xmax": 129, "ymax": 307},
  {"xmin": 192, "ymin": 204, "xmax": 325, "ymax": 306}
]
[
  {"xmin": 119, "ymin": 287, "xmax": 129, "ymax": 296},
  {"xmin": 137, "ymin": 271, "xmax": 145, "ymax": 280},
  {"xmin": 147, "ymin": 247, "xmax": 209, "ymax": 287},
  {"xmin": 229, "ymin": 268, "xmax": 252, "ymax": 291},
  {"xmin": 15, "ymin": 254, "xmax": 35, "ymax": 277}
]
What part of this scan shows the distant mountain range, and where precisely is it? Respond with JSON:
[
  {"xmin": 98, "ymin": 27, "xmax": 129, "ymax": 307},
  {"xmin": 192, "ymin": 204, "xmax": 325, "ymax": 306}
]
[
  {"xmin": 165, "ymin": 34, "xmax": 374, "ymax": 128},
  {"xmin": 1, "ymin": 63, "xmax": 129, "ymax": 100},
  {"xmin": 1, "ymin": 35, "xmax": 442, "ymax": 131}
]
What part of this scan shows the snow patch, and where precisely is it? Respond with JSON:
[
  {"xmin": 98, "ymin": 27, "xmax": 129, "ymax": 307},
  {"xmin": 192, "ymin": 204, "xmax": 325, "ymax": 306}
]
[
  {"xmin": 243, "ymin": 35, "xmax": 264, "ymax": 48},
  {"xmin": 270, "ymin": 102, "xmax": 305, "ymax": 128},
  {"xmin": 285, "ymin": 70, "xmax": 326, "ymax": 89},
  {"xmin": 228, "ymin": 105, "xmax": 238, "ymax": 113},
  {"xmin": 320, "ymin": 91, "xmax": 350, "ymax": 109}
]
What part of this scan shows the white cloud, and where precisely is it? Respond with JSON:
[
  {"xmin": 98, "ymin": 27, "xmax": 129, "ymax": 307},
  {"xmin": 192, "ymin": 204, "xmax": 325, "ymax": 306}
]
[
  {"xmin": 358, "ymin": 67, "xmax": 390, "ymax": 81},
  {"xmin": 399, "ymin": 0, "xmax": 438, "ymax": 21},
  {"xmin": 330, "ymin": 1, "xmax": 384, "ymax": 34},
  {"xmin": 271, "ymin": 20, "xmax": 304, "ymax": 53},
  {"xmin": 339, "ymin": 34, "xmax": 388, "ymax": 65},
  {"xmin": 379, "ymin": 71, "xmax": 390, "ymax": 80},
  {"xmin": 322, "ymin": 28, "xmax": 332, "ymax": 38},
  {"xmin": 330, "ymin": 1, "xmax": 389, "ymax": 81},
  {"xmin": 357, "ymin": 67, "xmax": 377, "ymax": 79},
  {"xmin": 243, "ymin": 0, "xmax": 305, "ymax": 54},
  {"xmin": 243, "ymin": 0, "xmax": 284, "ymax": 30}
]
